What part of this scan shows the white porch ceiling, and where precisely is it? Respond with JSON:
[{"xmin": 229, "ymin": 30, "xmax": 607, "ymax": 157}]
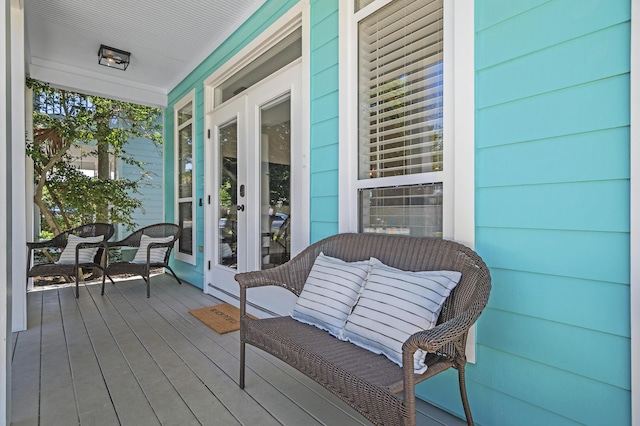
[{"xmin": 24, "ymin": 0, "xmax": 267, "ymax": 107}]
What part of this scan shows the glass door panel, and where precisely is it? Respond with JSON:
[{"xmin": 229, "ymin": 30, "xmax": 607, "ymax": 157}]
[
  {"xmin": 259, "ymin": 95, "xmax": 291, "ymax": 269},
  {"xmin": 218, "ymin": 119, "xmax": 239, "ymax": 269}
]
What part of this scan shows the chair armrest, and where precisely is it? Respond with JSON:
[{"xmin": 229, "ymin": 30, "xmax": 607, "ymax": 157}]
[
  {"xmin": 146, "ymin": 241, "xmax": 175, "ymax": 249},
  {"xmin": 104, "ymin": 241, "xmax": 128, "ymax": 249},
  {"xmin": 75, "ymin": 241, "xmax": 105, "ymax": 265},
  {"xmin": 146, "ymin": 241, "xmax": 175, "ymax": 258},
  {"xmin": 27, "ymin": 239, "xmax": 60, "ymax": 250}
]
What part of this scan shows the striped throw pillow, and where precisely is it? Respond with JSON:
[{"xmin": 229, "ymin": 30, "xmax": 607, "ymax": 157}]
[
  {"xmin": 291, "ymin": 253, "xmax": 372, "ymax": 338},
  {"xmin": 56, "ymin": 235, "xmax": 104, "ymax": 265},
  {"xmin": 343, "ymin": 259, "xmax": 461, "ymax": 373},
  {"xmin": 131, "ymin": 235, "xmax": 174, "ymax": 264}
]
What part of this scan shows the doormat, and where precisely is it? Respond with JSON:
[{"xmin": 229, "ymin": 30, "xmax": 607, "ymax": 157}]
[{"xmin": 189, "ymin": 303, "xmax": 254, "ymax": 334}]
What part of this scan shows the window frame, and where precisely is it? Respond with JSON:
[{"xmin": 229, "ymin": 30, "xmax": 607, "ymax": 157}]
[
  {"xmin": 174, "ymin": 90, "xmax": 196, "ymax": 265},
  {"xmin": 339, "ymin": 0, "xmax": 476, "ymax": 359}
]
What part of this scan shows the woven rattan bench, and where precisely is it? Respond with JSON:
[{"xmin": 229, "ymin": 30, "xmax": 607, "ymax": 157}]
[{"xmin": 235, "ymin": 233, "xmax": 491, "ymax": 426}]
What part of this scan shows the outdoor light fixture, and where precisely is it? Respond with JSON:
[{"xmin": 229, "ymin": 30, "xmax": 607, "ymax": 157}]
[{"xmin": 98, "ymin": 45, "xmax": 130, "ymax": 71}]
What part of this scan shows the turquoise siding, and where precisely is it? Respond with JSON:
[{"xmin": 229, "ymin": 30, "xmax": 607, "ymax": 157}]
[
  {"xmin": 163, "ymin": 1, "xmax": 633, "ymax": 424},
  {"xmin": 309, "ymin": 0, "xmax": 340, "ymax": 242},
  {"xmin": 416, "ymin": 0, "xmax": 633, "ymax": 424}
]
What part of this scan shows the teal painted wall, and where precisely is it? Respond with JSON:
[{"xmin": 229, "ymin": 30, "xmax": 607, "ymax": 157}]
[
  {"xmin": 164, "ymin": 0, "xmax": 300, "ymax": 287},
  {"xmin": 164, "ymin": 0, "xmax": 632, "ymax": 424},
  {"xmin": 415, "ymin": 1, "xmax": 632, "ymax": 425},
  {"xmin": 309, "ymin": 0, "xmax": 340, "ymax": 242}
]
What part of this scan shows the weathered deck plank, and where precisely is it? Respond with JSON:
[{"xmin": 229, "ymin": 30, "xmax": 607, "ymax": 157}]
[
  {"xmin": 58, "ymin": 286, "xmax": 119, "ymax": 426},
  {"xmin": 11, "ymin": 291, "xmax": 42, "ymax": 426},
  {"xmin": 12, "ymin": 275, "xmax": 466, "ymax": 426},
  {"xmin": 39, "ymin": 289, "xmax": 79, "ymax": 426}
]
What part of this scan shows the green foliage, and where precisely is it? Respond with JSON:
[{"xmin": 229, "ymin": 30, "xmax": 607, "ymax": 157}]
[{"xmin": 26, "ymin": 78, "xmax": 163, "ymax": 235}]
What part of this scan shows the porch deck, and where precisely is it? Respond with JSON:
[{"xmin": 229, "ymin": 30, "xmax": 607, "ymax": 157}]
[{"xmin": 11, "ymin": 274, "xmax": 465, "ymax": 426}]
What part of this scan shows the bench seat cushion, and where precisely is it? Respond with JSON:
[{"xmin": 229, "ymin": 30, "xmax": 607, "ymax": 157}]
[{"xmin": 241, "ymin": 315, "xmax": 455, "ymax": 425}]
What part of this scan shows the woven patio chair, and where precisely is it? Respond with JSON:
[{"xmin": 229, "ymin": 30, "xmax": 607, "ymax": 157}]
[
  {"xmin": 101, "ymin": 223, "xmax": 181, "ymax": 298},
  {"xmin": 27, "ymin": 222, "xmax": 115, "ymax": 298}
]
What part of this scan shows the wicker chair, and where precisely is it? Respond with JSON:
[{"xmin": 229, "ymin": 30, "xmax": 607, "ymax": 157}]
[
  {"xmin": 236, "ymin": 233, "xmax": 491, "ymax": 426},
  {"xmin": 27, "ymin": 223, "xmax": 115, "ymax": 298},
  {"xmin": 101, "ymin": 223, "xmax": 181, "ymax": 298}
]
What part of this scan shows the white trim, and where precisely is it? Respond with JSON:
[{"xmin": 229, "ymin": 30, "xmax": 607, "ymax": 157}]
[
  {"xmin": 338, "ymin": 0, "xmax": 476, "ymax": 361},
  {"xmin": 452, "ymin": 0, "xmax": 475, "ymax": 250},
  {"xmin": 203, "ymin": 3, "xmax": 305, "ymax": 113},
  {"xmin": 338, "ymin": 0, "xmax": 356, "ymax": 232},
  {"xmin": 630, "ymin": 0, "xmax": 639, "ymax": 422},
  {"xmin": 451, "ymin": 0, "xmax": 476, "ymax": 363},
  {"xmin": 174, "ymin": 90, "xmax": 197, "ymax": 265},
  {"xmin": 203, "ymin": 3, "xmax": 310, "ymax": 304},
  {"xmin": 1, "ymin": 0, "xmax": 10, "ymax": 421},
  {"xmin": 10, "ymin": 0, "xmax": 26, "ymax": 332},
  {"xmin": 28, "ymin": 57, "xmax": 168, "ymax": 108}
]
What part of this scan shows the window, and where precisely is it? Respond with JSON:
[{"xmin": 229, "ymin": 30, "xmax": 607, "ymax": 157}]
[
  {"xmin": 175, "ymin": 92, "xmax": 196, "ymax": 264},
  {"xmin": 341, "ymin": 0, "xmax": 474, "ymax": 245},
  {"xmin": 341, "ymin": 0, "xmax": 475, "ymax": 359},
  {"xmin": 356, "ymin": 0, "xmax": 445, "ymax": 237}
]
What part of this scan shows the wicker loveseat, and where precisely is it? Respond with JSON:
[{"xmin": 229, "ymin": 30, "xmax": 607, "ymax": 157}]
[{"xmin": 235, "ymin": 233, "xmax": 491, "ymax": 426}]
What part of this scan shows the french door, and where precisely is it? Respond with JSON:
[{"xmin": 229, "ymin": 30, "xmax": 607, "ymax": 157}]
[{"xmin": 206, "ymin": 63, "xmax": 302, "ymax": 315}]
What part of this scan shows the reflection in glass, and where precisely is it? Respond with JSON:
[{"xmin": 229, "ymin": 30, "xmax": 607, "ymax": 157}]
[
  {"xmin": 359, "ymin": 183, "xmax": 443, "ymax": 237},
  {"xmin": 218, "ymin": 120, "xmax": 238, "ymax": 269},
  {"xmin": 177, "ymin": 102, "xmax": 193, "ymax": 125},
  {"xmin": 357, "ymin": 1, "xmax": 444, "ymax": 180},
  {"xmin": 178, "ymin": 202, "xmax": 193, "ymax": 255},
  {"xmin": 178, "ymin": 127, "xmax": 193, "ymax": 198},
  {"xmin": 260, "ymin": 96, "xmax": 291, "ymax": 270}
]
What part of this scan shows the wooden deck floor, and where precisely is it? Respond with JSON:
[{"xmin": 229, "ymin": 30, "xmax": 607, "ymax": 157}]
[{"xmin": 11, "ymin": 274, "xmax": 466, "ymax": 426}]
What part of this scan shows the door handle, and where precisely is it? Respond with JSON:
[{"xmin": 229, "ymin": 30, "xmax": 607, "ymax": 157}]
[{"xmin": 237, "ymin": 204, "xmax": 245, "ymax": 211}]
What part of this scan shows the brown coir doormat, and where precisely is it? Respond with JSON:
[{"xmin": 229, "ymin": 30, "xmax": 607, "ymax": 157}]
[{"xmin": 189, "ymin": 303, "xmax": 254, "ymax": 334}]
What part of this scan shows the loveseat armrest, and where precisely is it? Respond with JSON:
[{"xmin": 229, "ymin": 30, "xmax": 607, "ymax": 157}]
[
  {"xmin": 235, "ymin": 263, "xmax": 302, "ymax": 294},
  {"xmin": 402, "ymin": 313, "xmax": 473, "ymax": 358},
  {"xmin": 402, "ymin": 279, "xmax": 490, "ymax": 359}
]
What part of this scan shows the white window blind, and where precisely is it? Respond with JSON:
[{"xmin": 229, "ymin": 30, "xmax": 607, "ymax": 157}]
[{"xmin": 358, "ymin": 0, "xmax": 444, "ymax": 180}]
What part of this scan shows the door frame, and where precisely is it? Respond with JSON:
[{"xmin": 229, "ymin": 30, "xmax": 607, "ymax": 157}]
[{"xmin": 203, "ymin": 4, "xmax": 309, "ymax": 315}]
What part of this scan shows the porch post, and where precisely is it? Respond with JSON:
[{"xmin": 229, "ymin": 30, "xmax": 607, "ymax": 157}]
[
  {"xmin": 0, "ymin": 0, "xmax": 13, "ymax": 422},
  {"xmin": 10, "ymin": 0, "xmax": 25, "ymax": 332}
]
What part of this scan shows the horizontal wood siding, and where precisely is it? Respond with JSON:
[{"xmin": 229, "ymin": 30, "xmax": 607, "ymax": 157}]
[
  {"xmin": 118, "ymin": 133, "xmax": 164, "ymax": 240},
  {"xmin": 309, "ymin": 0, "xmax": 340, "ymax": 242},
  {"xmin": 424, "ymin": 0, "xmax": 632, "ymax": 424}
]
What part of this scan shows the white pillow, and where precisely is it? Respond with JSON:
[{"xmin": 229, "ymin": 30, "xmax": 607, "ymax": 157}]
[
  {"xmin": 131, "ymin": 235, "xmax": 174, "ymax": 264},
  {"xmin": 56, "ymin": 235, "xmax": 104, "ymax": 265},
  {"xmin": 342, "ymin": 259, "xmax": 461, "ymax": 373},
  {"xmin": 291, "ymin": 253, "xmax": 372, "ymax": 338}
]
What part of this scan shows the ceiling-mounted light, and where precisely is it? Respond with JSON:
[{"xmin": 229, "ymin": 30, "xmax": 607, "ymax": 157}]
[{"xmin": 98, "ymin": 45, "xmax": 130, "ymax": 71}]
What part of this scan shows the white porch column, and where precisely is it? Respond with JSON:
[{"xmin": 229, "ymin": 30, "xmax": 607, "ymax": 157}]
[
  {"xmin": 0, "ymin": 0, "xmax": 13, "ymax": 422},
  {"xmin": 10, "ymin": 0, "xmax": 26, "ymax": 332}
]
